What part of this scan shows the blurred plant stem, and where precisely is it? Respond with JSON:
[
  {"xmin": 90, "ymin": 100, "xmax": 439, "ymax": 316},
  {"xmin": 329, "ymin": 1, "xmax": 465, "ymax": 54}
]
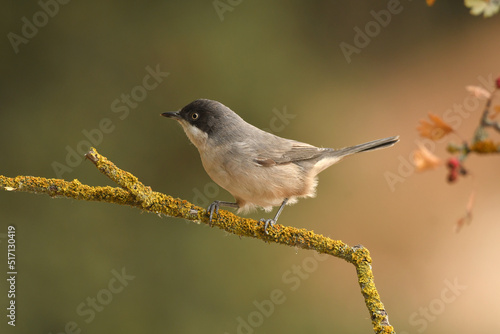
[
  {"xmin": 447, "ymin": 88, "xmax": 500, "ymax": 158},
  {"xmin": 0, "ymin": 147, "xmax": 395, "ymax": 334}
]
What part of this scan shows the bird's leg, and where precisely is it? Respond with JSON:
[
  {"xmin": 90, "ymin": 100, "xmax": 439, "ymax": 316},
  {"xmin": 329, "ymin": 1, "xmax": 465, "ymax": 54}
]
[
  {"xmin": 260, "ymin": 198, "xmax": 288, "ymax": 234},
  {"xmin": 207, "ymin": 200, "xmax": 239, "ymax": 224}
]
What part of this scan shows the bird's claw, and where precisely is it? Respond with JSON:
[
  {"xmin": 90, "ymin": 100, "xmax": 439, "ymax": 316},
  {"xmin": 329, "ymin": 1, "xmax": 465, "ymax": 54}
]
[
  {"xmin": 207, "ymin": 201, "xmax": 220, "ymax": 225},
  {"xmin": 259, "ymin": 218, "xmax": 276, "ymax": 235}
]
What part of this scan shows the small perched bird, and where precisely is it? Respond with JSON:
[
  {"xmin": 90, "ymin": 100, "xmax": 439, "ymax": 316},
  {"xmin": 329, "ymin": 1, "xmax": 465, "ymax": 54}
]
[{"xmin": 162, "ymin": 99, "xmax": 398, "ymax": 233}]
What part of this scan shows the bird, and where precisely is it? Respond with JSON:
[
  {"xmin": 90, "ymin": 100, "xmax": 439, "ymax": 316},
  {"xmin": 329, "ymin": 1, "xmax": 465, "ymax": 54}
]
[{"xmin": 162, "ymin": 99, "xmax": 398, "ymax": 233}]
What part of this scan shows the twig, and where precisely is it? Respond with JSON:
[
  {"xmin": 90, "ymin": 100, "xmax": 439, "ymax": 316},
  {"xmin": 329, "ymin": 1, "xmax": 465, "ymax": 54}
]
[
  {"xmin": 478, "ymin": 89, "xmax": 500, "ymax": 133},
  {"xmin": 0, "ymin": 147, "xmax": 395, "ymax": 334},
  {"xmin": 447, "ymin": 89, "xmax": 500, "ymax": 156}
]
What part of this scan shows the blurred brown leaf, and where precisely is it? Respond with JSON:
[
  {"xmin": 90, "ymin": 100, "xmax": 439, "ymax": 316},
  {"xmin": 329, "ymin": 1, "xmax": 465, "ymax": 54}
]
[{"xmin": 417, "ymin": 112, "xmax": 454, "ymax": 140}]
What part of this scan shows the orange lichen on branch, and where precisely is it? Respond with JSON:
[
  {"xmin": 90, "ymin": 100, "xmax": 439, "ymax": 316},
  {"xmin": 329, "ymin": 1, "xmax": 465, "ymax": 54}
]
[
  {"xmin": 470, "ymin": 139, "xmax": 500, "ymax": 154},
  {"xmin": 0, "ymin": 148, "xmax": 395, "ymax": 334}
]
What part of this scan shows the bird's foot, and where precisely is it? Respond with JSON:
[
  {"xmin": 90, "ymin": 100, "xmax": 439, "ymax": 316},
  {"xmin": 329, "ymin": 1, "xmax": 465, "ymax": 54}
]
[
  {"xmin": 259, "ymin": 218, "xmax": 276, "ymax": 235},
  {"xmin": 207, "ymin": 200, "xmax": 239, "ymax": 226},
  {"xmin": 259, "ymin": 198, "xmax": 288, "ymax": 234},
  {"xmin": 207, "ymin": 201, "xmax": 221, "ymax": 225}
]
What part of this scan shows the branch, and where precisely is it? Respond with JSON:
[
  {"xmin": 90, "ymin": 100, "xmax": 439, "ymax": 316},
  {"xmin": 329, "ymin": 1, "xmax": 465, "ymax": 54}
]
[
  {"xmin": 478, "ymin": 89, "xmax": 500, "ymax": 134},
  {"xmin": 0, "ymin": 147, "xmax": 395, "ymax": 334}
]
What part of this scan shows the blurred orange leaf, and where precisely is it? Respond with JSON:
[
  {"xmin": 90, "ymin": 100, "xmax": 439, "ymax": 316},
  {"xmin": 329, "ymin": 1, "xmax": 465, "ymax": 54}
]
[
  {"xmin": 417, "ymin": 113, "xmax": 454, "ymax": 140},
  {"xmin": 413, "ymin": 143, "xmax": 442, "ymax": 172},
  {"xmin": 426, "ymin": 0, "xmax": 436, "ymax": 6}
]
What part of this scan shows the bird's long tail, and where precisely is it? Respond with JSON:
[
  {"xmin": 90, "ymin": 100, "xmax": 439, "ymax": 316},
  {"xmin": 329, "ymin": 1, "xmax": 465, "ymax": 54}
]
[{"xmin": 335, "ymin": 135, "xmax": 399, "ymax": 157}]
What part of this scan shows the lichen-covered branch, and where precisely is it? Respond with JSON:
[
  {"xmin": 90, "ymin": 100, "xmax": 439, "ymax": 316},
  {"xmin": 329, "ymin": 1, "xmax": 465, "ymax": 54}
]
[{"xmin": 0, "ymin": 147, "xmax": 395, "ymax": 334}]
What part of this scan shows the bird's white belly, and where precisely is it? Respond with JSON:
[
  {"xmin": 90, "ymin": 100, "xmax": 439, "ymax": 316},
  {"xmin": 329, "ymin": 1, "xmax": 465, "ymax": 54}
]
[{"xmin": 199, "ymin": 147, "xmax": 314, "ymax": 212}]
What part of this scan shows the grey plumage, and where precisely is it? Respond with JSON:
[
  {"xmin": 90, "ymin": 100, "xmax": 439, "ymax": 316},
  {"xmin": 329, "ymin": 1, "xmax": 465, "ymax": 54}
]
[{"xmin": 162, "ymin": 99, "xmax": 398, "ymax": 232}]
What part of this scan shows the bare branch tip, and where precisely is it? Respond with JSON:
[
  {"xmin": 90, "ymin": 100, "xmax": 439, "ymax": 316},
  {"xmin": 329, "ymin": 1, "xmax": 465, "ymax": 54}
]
[{"xmin": 85, "ymin": 148, "xmax": 99, "ymax": 163}]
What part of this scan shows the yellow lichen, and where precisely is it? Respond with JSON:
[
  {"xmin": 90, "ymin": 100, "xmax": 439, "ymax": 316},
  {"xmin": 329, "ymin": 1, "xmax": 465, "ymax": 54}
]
[
  {"xmin": 0, "ymin": 148, "xmax": 395, "ymax": 334},
  {"xmin": 470, "ymin": 139, "xmax": 500, "ymax": 154}
]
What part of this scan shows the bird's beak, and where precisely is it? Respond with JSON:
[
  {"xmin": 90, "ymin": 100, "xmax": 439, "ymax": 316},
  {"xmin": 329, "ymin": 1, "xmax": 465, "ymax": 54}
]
[{"xmin": 161, "ymin": 111, "xmax": 181, "ymax": 120}]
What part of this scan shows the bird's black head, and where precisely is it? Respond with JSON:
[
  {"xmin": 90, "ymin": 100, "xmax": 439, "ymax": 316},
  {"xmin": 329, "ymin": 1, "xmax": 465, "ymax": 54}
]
[{"xmin": 162, "ymin": 99, "xmax": 238, "ymax": 138}]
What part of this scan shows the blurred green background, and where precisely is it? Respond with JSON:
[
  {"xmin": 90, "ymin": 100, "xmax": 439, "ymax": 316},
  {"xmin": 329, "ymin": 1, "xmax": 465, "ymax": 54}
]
[{"xmin": 1, "ymin": 1, "xmax": 500, "ymax": 333}]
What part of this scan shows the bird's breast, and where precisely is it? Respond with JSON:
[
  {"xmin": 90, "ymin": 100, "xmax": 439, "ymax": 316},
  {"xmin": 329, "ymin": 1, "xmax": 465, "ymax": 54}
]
[{"xmin": 198, "ymin": 143, "xmax": 317, "ymax": 210}]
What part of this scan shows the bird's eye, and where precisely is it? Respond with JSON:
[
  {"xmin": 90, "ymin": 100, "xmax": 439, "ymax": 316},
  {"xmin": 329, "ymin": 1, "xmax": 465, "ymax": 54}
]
[{"xmin": 191, "ymin": 112, "xmax": 199, "ymax": 120}]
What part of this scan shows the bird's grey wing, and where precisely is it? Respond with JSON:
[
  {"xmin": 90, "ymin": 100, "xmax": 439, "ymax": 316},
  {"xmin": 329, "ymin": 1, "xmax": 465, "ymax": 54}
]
[
  {"xmin": 252, "ymin": 135, "xmax": 399, "ymax": 167},
  {"xmin": 254, "ymin": 141, "xmax": 331, "ymax": 167}
]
